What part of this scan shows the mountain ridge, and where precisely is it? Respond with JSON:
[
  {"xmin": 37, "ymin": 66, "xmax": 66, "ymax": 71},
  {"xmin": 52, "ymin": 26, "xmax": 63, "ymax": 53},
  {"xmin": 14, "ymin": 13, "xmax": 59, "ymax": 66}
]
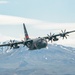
[{"xmin": 0, "ymin": 43, "xmax": 75, "ymax": 75}]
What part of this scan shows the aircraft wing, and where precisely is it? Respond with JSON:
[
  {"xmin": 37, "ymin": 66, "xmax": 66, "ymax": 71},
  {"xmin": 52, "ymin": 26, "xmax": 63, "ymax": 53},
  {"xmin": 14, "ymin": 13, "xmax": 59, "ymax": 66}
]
[
  {"xmin": 44, "ymin": 30, "xmax": 75, "ymax": 42},
  {"xmin": 0, "ymin": 39, "xmax": 33, "ymax": 48},
  {"xmin": 0, "ymin": 41, "xmax": 23, "ymax": 47}
]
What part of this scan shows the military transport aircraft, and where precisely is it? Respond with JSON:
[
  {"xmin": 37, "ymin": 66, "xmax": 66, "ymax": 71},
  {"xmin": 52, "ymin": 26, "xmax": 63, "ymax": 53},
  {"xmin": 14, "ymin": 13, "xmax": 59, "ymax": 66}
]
[{"xmin": 0, "ymin": 23, "xmax": 75, "ymax": 50}]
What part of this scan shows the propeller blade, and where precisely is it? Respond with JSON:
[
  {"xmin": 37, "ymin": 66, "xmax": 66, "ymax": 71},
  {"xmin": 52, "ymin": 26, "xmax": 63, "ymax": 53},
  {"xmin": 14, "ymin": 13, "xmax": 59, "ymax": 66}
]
[
  {"xmin": 66, "ymin": 34, "xmax": 69, "ymax": 36},
  {"xmin": 65, "ymin": 36, "xmax": 67, "ymax": 39},
  {"xmin": 47, "ymin": 32, "xmax": 55, "ymax": 42},
  {"xmin": 63, "ymin": 36, "xmax": 64, "ymax": 39},
  {"xmin": 10, "ymin": 46, "xmax": 12, "ymax": 49},
  {"xmin": 51, "ymin": 39, "xmax": 53, "ymax": 43},
  {"xmin": 64, "ymin": 29, "xmax": 66, "ymax": 33},
  {"xmin": 60, "ymin": 29, "xmax": 69, "ymax": 39},
  {"xmin": 61, "ymin": 30, "xmax": 63, "ymax": 33},
  {"xmin": 50, "ymin": 32, "xmax": 51, "ymax": 36},
  {"xmin": 47, "ymin": 34, "xmax": 50, "ymax": 37}
]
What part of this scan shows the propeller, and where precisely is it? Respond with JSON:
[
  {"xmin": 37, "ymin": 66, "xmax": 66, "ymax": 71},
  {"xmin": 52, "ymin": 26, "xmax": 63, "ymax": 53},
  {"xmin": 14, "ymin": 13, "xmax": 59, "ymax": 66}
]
[
  {"xmin": 60, "ymin": 29, "xmax": 69, "ymax": 39},
  {"xmin": 8, "ymin": 40, "xmax": 15, "ymax": 49},
  {"xmin": 47, "ymin": 33, "xmax": 54, "ymax": 43}
]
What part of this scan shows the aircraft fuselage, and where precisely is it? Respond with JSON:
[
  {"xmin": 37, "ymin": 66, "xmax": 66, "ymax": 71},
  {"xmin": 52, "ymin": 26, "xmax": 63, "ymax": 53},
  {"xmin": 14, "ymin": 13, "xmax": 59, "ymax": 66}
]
[{"xmin": 26, "ymin": 37, "xmax": 47, "ymax": 50}]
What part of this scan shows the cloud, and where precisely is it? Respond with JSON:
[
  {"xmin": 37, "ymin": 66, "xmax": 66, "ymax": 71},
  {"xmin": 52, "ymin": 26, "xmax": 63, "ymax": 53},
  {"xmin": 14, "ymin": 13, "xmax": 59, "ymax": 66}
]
[
  {"xmin": 0, "ymin": 15, "xmax": 75, "ymax": 30},
  {"xmin": 0, "ymin": 1, "xmax": 9, "ymax": 4},
  {"xmin": 0, "ymin": 34, "xmax": 18, "ymax": 42},
  {"xmin": 35, "ymin": 22, "xmax": 75, "ymax": 31},
  {"xmin": 0, "ymin": 15, "xmax": 41, "ymax": 25}
]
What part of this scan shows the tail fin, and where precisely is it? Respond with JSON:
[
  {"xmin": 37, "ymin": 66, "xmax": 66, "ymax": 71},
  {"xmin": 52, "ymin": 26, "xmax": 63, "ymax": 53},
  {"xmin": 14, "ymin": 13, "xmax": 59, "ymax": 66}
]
[{"xmin": 23, "ymin": 23, "xmax": 29, "ymax": 40}]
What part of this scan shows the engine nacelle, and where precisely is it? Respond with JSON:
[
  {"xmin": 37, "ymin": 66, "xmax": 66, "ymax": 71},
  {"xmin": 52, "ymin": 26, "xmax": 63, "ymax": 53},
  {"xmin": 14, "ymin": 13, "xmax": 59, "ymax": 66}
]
[
  {"xmin": 53, "ymin": 38, "xmax": 59, "ymax": 41},
  {"xmin": 10, "ymin": 44, "xmax": 19, "ymax": 49}
]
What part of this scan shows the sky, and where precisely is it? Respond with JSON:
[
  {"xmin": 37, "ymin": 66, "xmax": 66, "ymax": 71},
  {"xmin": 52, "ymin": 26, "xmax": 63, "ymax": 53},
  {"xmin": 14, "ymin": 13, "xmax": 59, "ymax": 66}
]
[
  {"xmin": 0, "ymin": 0, "xmax": 75, "ymax": 47},
  {"xmin": 0, "ymin": 0, "xmax": 75, "ymax": 22}
]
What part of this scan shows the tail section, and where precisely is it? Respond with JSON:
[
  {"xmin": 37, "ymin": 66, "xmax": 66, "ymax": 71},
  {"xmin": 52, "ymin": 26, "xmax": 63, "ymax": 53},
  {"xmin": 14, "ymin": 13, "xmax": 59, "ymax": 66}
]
[{"xmin": 23, "ymin": 23, "xmax": 29, "ymax": 40}]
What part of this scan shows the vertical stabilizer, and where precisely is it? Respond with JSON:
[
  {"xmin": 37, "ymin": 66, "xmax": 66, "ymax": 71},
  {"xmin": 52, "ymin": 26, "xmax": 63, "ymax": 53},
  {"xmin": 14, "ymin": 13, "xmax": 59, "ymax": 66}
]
[{"xmin": 23, "ymin": 23, "xmax": 29, "ymax": 40}]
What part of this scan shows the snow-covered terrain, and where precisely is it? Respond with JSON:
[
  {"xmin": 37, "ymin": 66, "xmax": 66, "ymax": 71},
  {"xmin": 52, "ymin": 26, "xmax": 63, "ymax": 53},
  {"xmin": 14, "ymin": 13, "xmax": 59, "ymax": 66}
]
[{"xmin": 0, "ymin": 43, "xmax": 75, "ymax": 75}]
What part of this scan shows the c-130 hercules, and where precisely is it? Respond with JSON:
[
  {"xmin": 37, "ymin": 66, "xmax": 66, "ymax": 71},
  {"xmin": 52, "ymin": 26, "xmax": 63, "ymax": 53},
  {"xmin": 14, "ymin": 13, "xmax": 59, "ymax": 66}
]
[{"xmin": 0, "ymin": 23, "xmax": 75, "ymax": 50}]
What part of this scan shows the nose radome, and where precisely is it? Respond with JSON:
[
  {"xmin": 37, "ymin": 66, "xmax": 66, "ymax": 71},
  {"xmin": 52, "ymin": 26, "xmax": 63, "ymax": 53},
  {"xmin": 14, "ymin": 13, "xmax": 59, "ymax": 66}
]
[{"xmin": 43, "ymin": 40, "xmax": 47, "ymax": 47}]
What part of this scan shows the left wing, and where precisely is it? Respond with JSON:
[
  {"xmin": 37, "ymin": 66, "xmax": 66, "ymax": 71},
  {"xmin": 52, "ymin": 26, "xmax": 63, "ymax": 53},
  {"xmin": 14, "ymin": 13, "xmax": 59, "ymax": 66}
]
[
  {"xmin": 0, "ymin": 39, "xmax": 33, "ymax": 48},
  {"xmin": 0, "ymin": 41, "xmax": 23, "ymax": 49},
  {"xmin": 44, "ymin": 30, "xmax": 75, "ymax": 42},
  {"xmin": 0, "ymin": 41, "xmax": 23, "ymax": 46}
]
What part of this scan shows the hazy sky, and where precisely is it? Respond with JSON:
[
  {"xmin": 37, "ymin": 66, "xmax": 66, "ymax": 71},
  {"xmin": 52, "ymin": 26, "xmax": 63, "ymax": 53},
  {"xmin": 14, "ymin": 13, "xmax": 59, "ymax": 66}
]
[
  {"xmin": 0, "ymin": 0, "xmax": 75, "ymax": 22},
  {"xmin": 0, "ymin": 0, "xmax": 75, "ymax": 47}
]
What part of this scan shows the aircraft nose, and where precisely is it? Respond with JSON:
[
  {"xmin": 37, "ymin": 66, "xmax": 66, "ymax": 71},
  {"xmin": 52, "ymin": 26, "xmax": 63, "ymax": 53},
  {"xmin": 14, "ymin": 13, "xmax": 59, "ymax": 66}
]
[{"xmin": 43, "ymin": 40, "xmax": 47, "ymax": 47}]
